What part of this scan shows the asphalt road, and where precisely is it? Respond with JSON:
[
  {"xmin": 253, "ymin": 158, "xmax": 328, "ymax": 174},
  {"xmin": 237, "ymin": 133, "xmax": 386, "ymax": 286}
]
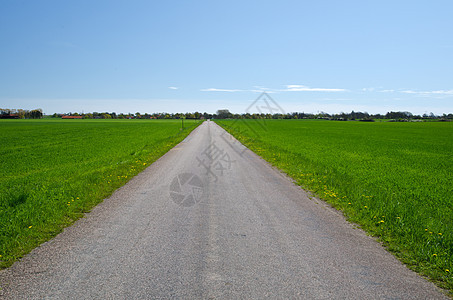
[{"xmin": 0, "ymin": 121, "xmax": 448, "ymax": 299}]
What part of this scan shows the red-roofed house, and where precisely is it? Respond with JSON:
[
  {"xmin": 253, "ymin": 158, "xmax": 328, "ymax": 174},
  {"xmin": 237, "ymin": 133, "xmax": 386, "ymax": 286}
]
[{"xmin": 62, "ymin": 116, "xmax": 83, "ymax": 119}]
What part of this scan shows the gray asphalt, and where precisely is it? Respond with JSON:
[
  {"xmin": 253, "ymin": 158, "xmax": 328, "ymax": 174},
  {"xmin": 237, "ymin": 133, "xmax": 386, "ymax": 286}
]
[{"xmin": 0, "ymin": 121, "xmax": 448, "ymax": 299}]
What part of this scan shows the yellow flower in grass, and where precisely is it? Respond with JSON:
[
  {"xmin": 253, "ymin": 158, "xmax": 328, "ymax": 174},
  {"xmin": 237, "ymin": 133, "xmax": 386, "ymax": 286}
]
[
  {"xmin": 446, "ymin": 269, "xmax": 450, "ymax": 272},
  {"xmin": 28, "ymin": 226, "xmax": 32, "ymax": 229},
  {"xmin": 432, "ymin": 254, "xmax": 437, "ymax": 257}
]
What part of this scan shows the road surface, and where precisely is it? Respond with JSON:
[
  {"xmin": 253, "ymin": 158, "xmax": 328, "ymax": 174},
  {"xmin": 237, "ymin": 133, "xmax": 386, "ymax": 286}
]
[{"xmin": 0, "ymin": 121, "xmax": 448, "ymax": 299}]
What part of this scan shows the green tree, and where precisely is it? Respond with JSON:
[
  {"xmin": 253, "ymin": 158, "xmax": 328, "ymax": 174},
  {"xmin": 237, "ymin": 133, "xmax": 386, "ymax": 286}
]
[{"xmin": 216, "ymin": 109, "xmax": 232, "ymax": 119}]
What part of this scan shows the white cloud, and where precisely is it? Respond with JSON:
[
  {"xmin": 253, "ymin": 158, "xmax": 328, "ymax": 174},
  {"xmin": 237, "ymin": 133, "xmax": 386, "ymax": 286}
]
[
  {"xmin": 431, "ymin": 90, "xmax": 453, "ymax": 95},
  {"xmin": 250, "ymin": 86, "xmax": 275, "ymax": 93},
  {"xmin": 200, "ymin": 85, "xmax": 348, "ymax": 93},
  {"xmin": 362, "ymin": 87, "xmax": 375, "ymax": 92},
  {"xmin": 282, "ymin": 85, "xmax": 348, "ymax": 92},
  {"xmin": 168, "ymin": 86, "xmax": 179, "ymax": 90},
  {"xmin": 250, "ymin": 89, "xmax": 276, "ymax": 93},
  {"xmin": 200, "ymin": 88, "xmax": 243, "ymax": 92},
  {"xmin": 401, "ymin": 89, "xmax": 453, "ymax": 95},
  {"xmin": 401, "ymin": 90, "xmax": 421, "ymax": 94}
]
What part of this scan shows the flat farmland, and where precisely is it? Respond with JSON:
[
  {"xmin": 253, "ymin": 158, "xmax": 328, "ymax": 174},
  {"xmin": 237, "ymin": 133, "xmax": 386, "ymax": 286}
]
[
  {"xmin": 0, "ymin": 119, "xmax": 200, "ymax": 268},
  {"xmin": 216, "ymin": 119, "xmax": 453, "ymax": 290}
]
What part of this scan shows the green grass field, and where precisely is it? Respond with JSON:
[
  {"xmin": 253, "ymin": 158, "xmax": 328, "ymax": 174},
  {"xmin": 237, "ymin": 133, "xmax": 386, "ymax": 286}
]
[
  {"xmin": 0, "ymin": 119, "xmax": 200, "ymax": 268},
  {"xmin": 216, "ymin": 119, "xmax": 453, "ymax": 291}
]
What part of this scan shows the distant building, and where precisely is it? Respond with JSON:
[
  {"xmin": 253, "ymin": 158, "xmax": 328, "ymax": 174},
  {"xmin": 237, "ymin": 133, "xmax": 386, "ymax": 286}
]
[
  {"xmin": 62, "ymin": 116, "xmax": 83, "ymax": 119},
  {"xmin": 0, "ymin": 114, "xmax": 20, "ymax": 119}
]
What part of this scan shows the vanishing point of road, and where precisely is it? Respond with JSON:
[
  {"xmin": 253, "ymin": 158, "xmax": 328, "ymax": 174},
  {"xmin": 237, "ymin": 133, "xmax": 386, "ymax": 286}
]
[{"xmin": 0, "ymin": 121, "xmax": 448, "ymax": 299}]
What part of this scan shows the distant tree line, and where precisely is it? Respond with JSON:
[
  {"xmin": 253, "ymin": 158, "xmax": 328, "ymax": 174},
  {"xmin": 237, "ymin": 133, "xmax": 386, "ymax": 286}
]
[
  {"xmin": 3, "ymin": 108, "xmax": 451, "ymax": 121},
  {"xmin": 51, "ymin": 110, "xmax": 453, "ymax": 121},
  {"xmin": 0, "ymin": 108, "xmax": 43, "ymax": 119},
  {"xmin": 213, "ymin": 110, "xmax": 452, "ymax": 121},
  {"xmin": 53, "ymin": 111, "xmax": 214, "ymax": 119}
]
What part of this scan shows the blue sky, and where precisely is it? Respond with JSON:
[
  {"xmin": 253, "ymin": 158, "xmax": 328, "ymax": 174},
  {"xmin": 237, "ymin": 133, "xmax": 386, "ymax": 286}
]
[{"xmin": 1, "ymin": 0, "xmax": 452, "ymax": 115}]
